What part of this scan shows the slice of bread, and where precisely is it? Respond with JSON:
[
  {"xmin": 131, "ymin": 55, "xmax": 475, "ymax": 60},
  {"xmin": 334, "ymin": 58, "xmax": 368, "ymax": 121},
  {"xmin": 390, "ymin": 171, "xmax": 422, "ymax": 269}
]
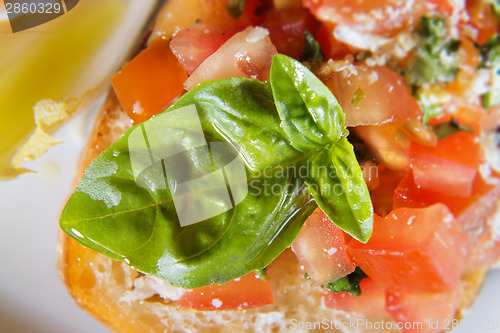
[{"xmin": 58, "ymin": 89, "xmax": 493, "ymax": 333}]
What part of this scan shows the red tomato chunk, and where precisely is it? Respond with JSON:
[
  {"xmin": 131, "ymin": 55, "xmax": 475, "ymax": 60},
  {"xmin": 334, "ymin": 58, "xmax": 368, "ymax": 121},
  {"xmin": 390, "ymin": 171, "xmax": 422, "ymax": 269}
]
[
  {"xmin": 323, "ymin": 278, "xmax": 388, "ymax": 317},
  {"xmin": 291, "ymin": 208, "xmax": 355, "ymax": 284},
  {"xmin": 111, "ymin": 39, "xmax": 187, "ymax": 124},
  {"xmin": 410, "ymin": 132, "xmax": 480, "ymax": 197},
  {"xmin": 348, "ymin": 204, "xmax": 470, "ymax": 293},
  {"xmin": 386, "ymin": 288, "xmax": 460, "ymax": 333},
  {"xmin": 177, "ymin": 272, "xmax": 273, "ymax": 310},
  {"xmin": 324, "ymin": 65, "xmax": 421, "ymax": 127}
]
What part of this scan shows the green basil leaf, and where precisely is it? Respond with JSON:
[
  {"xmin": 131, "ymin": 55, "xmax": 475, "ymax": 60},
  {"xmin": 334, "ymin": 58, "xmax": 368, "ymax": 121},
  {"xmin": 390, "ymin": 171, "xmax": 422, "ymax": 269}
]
[
  {"xmin": 60, "ymin": 78, "xmax": 317, "ymax": 288},
  {"xmin": 61, "ymin": 57, "xmax": 374, "ymax": 288},
  {"xmin": 405, "ymin": 17, "xmax": 460, "ymax": 90},
  {"xmin": 431, "ymin": 119, "xmax": 474, "ymax": 140},
  {"xmin": 301, "ymin": 30, "xmax": 324, "ymax": 63},
  {"xmin": 325, "ymin": 267, "xmax": 368, "ymax": 296},
  {"xmin": 305, "ymin": 138, "xmax": 373, "ymax": 243},
  {"xmin": 270, "ymin": 54, "xmax": 346, "ymax": 153}
]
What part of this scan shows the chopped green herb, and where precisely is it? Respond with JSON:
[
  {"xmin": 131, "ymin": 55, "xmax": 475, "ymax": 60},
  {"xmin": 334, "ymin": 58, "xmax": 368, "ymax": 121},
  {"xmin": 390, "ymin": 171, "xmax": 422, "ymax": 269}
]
[
  {"xmin": 478, "ymin": 35, "xmax": 500, "ymax": 108},
  {"xmin": 431, "ymin": 119, "xmax": 474, "ymax": 140},
  {"xmin": 405, "ymin": 17, "xmax": 461, "ymax": 90},
  {"xmin": 255, "ymin": 268, "xmax": 267, "ymax": 281},
  {"xmin": 324, "ymin": 267, "xmax": 368, "ymax": 296},
  {"xmin": 351, "ymin": 87, "xmax": 365, "ymax": 107},
  {"xmin": 492, "ymin": 0, "xmax": 500, "ymax": 23},
  {"xmin": 420, "ymin": 102, "xmax": 443, "ymax": 124},
  {"xmin": 301, "ymin": 31, "xmax": 324, "ymax": 63},
  {"xmin": 60, "ymin": 55, "xmax": 373, "ymax": 288}
]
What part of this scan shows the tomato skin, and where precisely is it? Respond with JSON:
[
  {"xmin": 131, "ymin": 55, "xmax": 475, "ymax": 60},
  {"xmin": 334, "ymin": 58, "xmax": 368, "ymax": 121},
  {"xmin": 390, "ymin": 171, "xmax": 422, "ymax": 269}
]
[
  {"xmin": 410, "ymin": 132, "xmax": 480, "ymax": 197},
  {"xmin": 291, "ymin": 208, "xmax": 355, "ymax": 284},
  {"xmin": 370, "ymin": 166, "xmax": 406, "ymax": 217},
  {"xmin": 261, "ymin": 7, "xmax": 310, "ymax": 59},
  {"xmin": 170, "ymin": 23, "xmax": 247, "ymax": 75},
  {"xmin": 394, "ymin": 169, "xmax": 500, "ymax": 268},
  {"xmin": 386, "ymin": 288, "xmax": 460, "ymax": 333},
  {"xmin": 323, "ymin": 278, "xmax": 388, "ymax": 317},
  {"xmin": 324, "ymin": 65, "xmax": 421, "ymax": 127},
  {"xmin": 183, "ymin": 26, "xmax": 277, "ymax": 90},
  {"xmin": 355, "ymin": 123, "xmax": 411, "ymax": 170},
  {"xmin": 348, "ymin": 204, "xmax": 470, "ymax": 293},
  {"xmin": 177, "ymin": 272, "xmax": 273, "ymax": 310},
  {"xmin": 428, "ymin": 102, "xmax": 484, "ymax": 134},
  {"xmin": 314, "ymin": 22, "xmax": 353, "ymax": 59},
  {"xmin": 111, "ymin": 39, "xmax": 188, "ymax": 124},
  {"xmin": 466, "ymin": 0, "xmax": 498, "ymax": 44}
]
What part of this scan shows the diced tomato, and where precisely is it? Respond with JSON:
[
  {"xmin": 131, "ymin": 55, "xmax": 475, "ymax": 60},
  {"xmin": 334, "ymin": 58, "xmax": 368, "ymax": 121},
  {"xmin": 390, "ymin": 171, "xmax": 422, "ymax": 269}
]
[
  {"xmin": 323, "ymin": 278, "xmax": 388, "ymax": 317},
  {"xmin": 348, "ymin": 204, "xmax": 470, "ymax": 293},
  {"xmin": 323, "ymin": 65, "xmax": 422, "ymax": 127},
  {"xmin": 170, "ymin": 23, "xmax": 247, "ymax": 75},
  {"xmin": 444, "ymin": 38, "xmax": 482, "ymax": 97},
  {"xmin": 261, "ymin": 7, "xmax": 310, "ymax": 59},
  {"xmin": 355, "ymin": 122, "xmax": 411, "ymax": 170},
  {"xmin": 410, "ymin": 132, "xmax": 480, "ymax": 197},
  {"xmin": 393, "ymin": 170, "xmax": 497, "ymax": 217},
  {"xmin": 481, "ymin": 105, "xmax": 500, "ymax": 131},
  {"xmin": 184, "ymin": 26, "xmax": 277, "ymax": 90},
  {"xmin": 360, "ymin": 160, "xmax": 380, "ymax": 191},
  {"xmin": 386, "ymin": 288, "xmax": 460, "ymax": 333},
  {"xmin": 428, "ymin": 102, "xmax": 485, "ymax": 134},
  {"xmin": 427, "ymin": 0, "xmax": 458, "ymax": 15},
  {"xmin": 303, "ymin": 0, "xmax": 458, "ymax": 37},
  {"xmin": 466, "ymin": 0, "xmax": 498, "ymax": 44},
  {"xmin": 393, "ymin": 172, "xmax": 500, "ymax": 267},
  {"xmin": 370, "ymin": 166, "xmax": 407, "ymax": 217},
  {"xmin": 314, "ymin": 22, "xmax": 354, "ymax": 59},
  {"xmin": 150, "ymin": 0, "xmax": 262, "ymax": 42},
  {"xmin": 291, "ymin": 208, "xmax": 355, "ymax": 284},
  {"xmin": 177, "ymin": 272, "xmax": 273, "ymax": 310},
  {"xmin": 111, "ymin": 38, "xmax": 187, "ymax": 124},
  {"xmin": 169, "ymin": 0, "xmax": 270, "ymax": 75},
  {"xmin": 302, "ymin": 0, "xmax": 427, "ymax": 37}
]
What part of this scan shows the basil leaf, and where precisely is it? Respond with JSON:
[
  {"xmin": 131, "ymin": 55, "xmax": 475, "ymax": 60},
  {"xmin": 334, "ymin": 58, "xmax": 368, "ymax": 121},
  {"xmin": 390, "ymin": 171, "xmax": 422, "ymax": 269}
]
[
  {"xmin": 270, "ymin": 54, "xmax": 346, "ymax": 153},
  {"xmin": 478, "ymin": 35, "xmax": 500, "ymax": 108},
  {"xmin": 301, "ymin": 31, "xmax": 324, "ymax": 63},
  {"xmin": 325, "ymin": 267, "xmax": 368, "ymax": 296},
  {"xmin": 405, "ymin": 17, "xmax": 460, "ymax": 90},
  {"xmin": 61, "ymin": 56, "xmax": 374, "ymax": 288},
  {"xmin": 61, "ymin": 78, "xmax": 318, "ymax": 288},
  {"xmin": 305, "ymin": 138, "xmax": 373, "ymax": 243},
  {"xmin": 420, "ymin": 102, "xmax": 443, "ymax": 124}
]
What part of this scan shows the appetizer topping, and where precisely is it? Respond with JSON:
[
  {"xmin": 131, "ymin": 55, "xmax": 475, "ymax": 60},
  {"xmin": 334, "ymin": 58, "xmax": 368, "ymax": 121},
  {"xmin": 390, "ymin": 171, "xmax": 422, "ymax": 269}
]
[
  {"xmin": 321, "ymin": 63, "xmax": 422, "ymax": 126},
  {"xmin": 291, "ymin": 208, "xmax": 356, "ymax": 285},
  {"xmin": 323, "ymin": 278, "xmax": 388, "ymax": 317},
  {"xmin": 111, "ymin": 38, "xmax": 188, "ymax": 124},
  {"xmin": 60, "ymin": 55, "xmax": 373, "ymax": 288},
  {"xmin": 324, "ymin": 267, "xmax": 368, "ymax": 296},
  {"xmin": 386, "ymin": 288, "xmax": 461, "ymax": 333},
  {"xmin": 183, "ymin": 26, "xmax": 277, "ymax": 90},
  {"xmin": 177, "ymin": 272, "xmax": 273, "ymax": 310},
  {"xmin": 404, "ymin": 17, "xmax": 461, "ymax": 90},
  {"xmin": 348, "ymin": 204, "xmax": 470, "ymax": 293}
]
